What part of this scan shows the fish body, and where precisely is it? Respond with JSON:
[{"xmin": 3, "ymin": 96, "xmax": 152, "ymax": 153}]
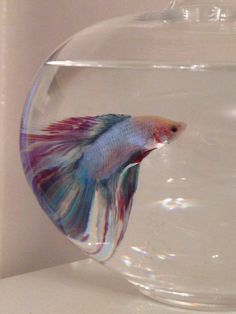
[
  {"xmin": 80, "ymin": 116, "xmax": 184, "ymax": 180},
  {"xmin": 21, "ymin": 114, "xmax": 185, "ymax": 261},
  {"xmin": 80, "ymin": 118, "xmax": 146, "ymax": 180}
]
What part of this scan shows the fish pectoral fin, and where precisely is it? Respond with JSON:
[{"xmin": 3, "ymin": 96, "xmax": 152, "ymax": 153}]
[{"xmin": 96, "ymin": 163, "xmax": 140, "ymax": 261}]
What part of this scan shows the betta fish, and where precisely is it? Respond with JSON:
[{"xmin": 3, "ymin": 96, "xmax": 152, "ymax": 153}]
[{"xmin": 21, "ymin": 114, "xmax": 186, "ymax": 261}]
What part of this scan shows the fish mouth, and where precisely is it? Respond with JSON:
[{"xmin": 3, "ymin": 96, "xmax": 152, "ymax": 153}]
[{"xmin": 179, "ymin": 122, "xmax": 187, "ymax": 131}]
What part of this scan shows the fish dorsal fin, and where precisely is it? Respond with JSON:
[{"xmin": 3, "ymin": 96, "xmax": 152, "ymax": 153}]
[{"xmin": 41, "ymin": 114, "xmax": 130, "ymax": 144}]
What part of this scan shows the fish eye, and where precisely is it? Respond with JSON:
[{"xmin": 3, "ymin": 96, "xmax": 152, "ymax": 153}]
[{"xmin": 171, "ymin": 125, "xmax": 178, "ymax": 133}]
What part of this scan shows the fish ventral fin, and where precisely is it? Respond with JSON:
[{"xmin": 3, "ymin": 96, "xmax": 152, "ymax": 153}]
[{"xmin": 96, "ymin": 160, "xmax": 140, "ymax": 261}]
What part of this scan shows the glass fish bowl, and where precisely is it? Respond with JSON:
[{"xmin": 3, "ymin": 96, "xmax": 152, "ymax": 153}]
[{"xmin": 20, "ymin": 0, "xmax": 236, "ymax": 310}]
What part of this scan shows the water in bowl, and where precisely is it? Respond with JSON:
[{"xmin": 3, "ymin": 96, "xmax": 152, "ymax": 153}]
[{"xmin": 20, "ymin": 60, "xmax": 236, "ymax": 310}]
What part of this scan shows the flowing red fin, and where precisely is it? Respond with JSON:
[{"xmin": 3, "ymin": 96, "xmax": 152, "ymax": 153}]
[{"xmin": 43, "ymin": 116, "xmax": 98, "ymax": 133}]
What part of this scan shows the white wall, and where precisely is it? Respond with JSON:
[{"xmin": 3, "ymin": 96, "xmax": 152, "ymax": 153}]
[{"xmin": 0, "ymin": 0, "xmax": 169, "ymax": 278}]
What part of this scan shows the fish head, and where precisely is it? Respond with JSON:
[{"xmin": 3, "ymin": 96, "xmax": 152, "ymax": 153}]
[{"xmin": 153, "ymin": 118, "xmax": 186, "ymax": 145}]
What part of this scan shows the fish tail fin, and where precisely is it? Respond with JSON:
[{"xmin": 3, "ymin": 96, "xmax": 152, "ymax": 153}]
[
  {"xmin": 20, "ymin": 114, "xmax": 134, "ymax": 258},
  {"xmin": 33, "ymin": 160, "xmax": 96, "ymax": 240}
]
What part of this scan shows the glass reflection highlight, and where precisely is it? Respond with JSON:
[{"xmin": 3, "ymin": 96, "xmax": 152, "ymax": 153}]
[{"xmin": 153, "ymin": 197, "xmax": 195, "ymax": 211}]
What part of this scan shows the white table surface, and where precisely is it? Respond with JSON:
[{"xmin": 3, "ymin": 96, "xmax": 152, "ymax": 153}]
[{"xmin": 0, "ymin": 259, "xmax": 235, "ymax": 314}]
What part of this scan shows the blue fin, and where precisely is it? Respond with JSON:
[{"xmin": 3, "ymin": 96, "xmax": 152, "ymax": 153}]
[{"xmin": 36, "ymin": 162, "xmax": 96, "ymax": 239}]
